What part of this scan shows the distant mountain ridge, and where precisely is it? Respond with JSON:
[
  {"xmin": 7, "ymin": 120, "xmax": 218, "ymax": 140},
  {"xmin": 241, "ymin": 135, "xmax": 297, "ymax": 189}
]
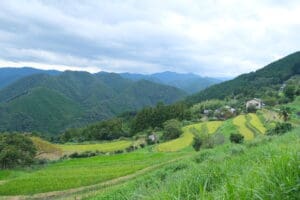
[
  {"xmin": 186, "ymin": 51, "xmax": 300, "ymax": 104},
  {"xmin": 0, "ymin": 71, "xmax": 186, "ymax": 134},
  {"xmin": 0, "ymin": 67, "xmax": 61, "ymax": 89},
  {"xmin": 120, "ymin": 71, "xmax": 222, "ymax": 94}
]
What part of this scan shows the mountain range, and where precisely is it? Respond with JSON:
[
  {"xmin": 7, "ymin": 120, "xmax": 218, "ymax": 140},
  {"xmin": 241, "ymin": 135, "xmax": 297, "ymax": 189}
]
[
  {"xmin": 120, "ymin": 71, "xmax": 222, "ymax": 94},
  {"xmin": 0, "ymin": 71, "xmax": 186, "ymax": 134}
]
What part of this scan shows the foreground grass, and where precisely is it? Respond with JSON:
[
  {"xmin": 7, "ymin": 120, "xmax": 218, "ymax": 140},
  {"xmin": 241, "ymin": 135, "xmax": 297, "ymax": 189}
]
[
  {"xmin": 0, "ymin": 152, "xmax": 186, "ymax": 195},
  {"xmin": 87, "ymin": 127, "xmax": 300, "ymax": 200}
]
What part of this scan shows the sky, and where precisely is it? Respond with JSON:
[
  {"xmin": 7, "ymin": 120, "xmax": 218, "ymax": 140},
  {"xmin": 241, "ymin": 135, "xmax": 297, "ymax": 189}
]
[{"xmin": 0, "ymin": 0, "xmax": 299, "ymax": 77}]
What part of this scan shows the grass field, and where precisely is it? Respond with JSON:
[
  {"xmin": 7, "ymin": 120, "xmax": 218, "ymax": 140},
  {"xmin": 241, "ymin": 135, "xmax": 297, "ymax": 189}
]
[
  {"xmin": 58, "ymin": 140, "xmax": 133, "ymax": 154},
  {"xmin": 86, "ymin": 127, "xmax": 300, "ymax": 200},
  {"xmin": 247, "ymin": 113, "xmax": 267, "ymax": 134},
  {"xmin": 0, "ymin": 152, "xmax": 186, "ymax": 195},
  {"xmin": 233, "ymin": 115, "xmax": 254, "ymax": 140}
]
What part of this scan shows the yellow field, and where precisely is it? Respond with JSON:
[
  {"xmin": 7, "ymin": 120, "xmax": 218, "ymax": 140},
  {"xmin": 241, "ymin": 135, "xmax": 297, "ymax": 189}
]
[
  {"xmin": 155, "ymin": 124, "xmax": 195, "ymax": 152},
  {"xmin": 206, "ymin": 121, "xmax": 223, "ymax": 134},
  {"xmin": 31, "ymin": 137, "xmax": 63, "ymax": 160},
  {"xmin": 248, "ymin": 113, "xmax": 267, "ymax": 134},
  {"xmin": 58, "ymin": 140, "xmax": 133, "ymax": 154},
  {"xmin": 233, "ymin": 115, "xmax": 254, "ymax": 140}
]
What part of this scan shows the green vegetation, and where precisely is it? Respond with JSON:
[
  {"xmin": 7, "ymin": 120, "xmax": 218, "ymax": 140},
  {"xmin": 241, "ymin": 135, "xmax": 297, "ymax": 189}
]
[
  {"xmin": 0, "ymin": 152, "xmax": 186, "ymax": 195},
  {"xmin": 187, "ymin": 51, "xmax": 300, "ymax": 105},
  {"xmin": 0, "ymin": 71, "xmax": 186, "ymax": 134},
  {"xmin": 85, "ymin": 127, "xmax": 300, "ymax": 200},
  {"xmin": 229, "ymin": 133, "xmax": 244, "ymax": 143},
  {"xmin": 0, "ymin": 134, "xmax": 36, "ymax": 169},
  {"xmin": 162, "ymin": 119, "xmax": 182, "ymax": 140}
]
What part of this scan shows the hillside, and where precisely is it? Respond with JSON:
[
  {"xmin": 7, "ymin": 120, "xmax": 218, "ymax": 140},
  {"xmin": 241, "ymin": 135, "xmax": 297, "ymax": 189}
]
[
  {"xmin": 186, "ymin": 52, "xmax": 300, "ymax": 104},
  {"xmin": 0, "ymin": 67, "xmax": 60, "ymax": 89},
  {"xmin": 120, "ymin": 71, "xmax": 222, "ymax": 94},
  {"xmin": 0, "ymin": 71, "xmax": 186, "ymax": 134}
]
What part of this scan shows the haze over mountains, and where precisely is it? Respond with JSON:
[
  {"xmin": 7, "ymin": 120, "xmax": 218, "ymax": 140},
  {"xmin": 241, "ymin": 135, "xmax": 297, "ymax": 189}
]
[{"xmin": 120, "ymin": 71, "xmax": 222, "ymax": 94}]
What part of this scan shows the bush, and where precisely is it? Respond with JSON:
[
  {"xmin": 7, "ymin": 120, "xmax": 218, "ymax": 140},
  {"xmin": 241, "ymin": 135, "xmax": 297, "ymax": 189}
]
[
  {"xmin": 230, "ymin": 133, "xmax": 244, "ymax": 144},
  {"xmin": 69, "ymin": 151, "xmax": 99, "ymax": 158},
  {"xmin": 0, "ymin": 134, "xmax": 37, "ymax": 169},
  {"xmin": 266, "ymin": 122, "xmax": 292, "ymax": 135},
  {"xmin": 192, "ymin": 135, "xmax": 202, "ymax": 151},
  {"xmin": 162, "ymin": 119, "xmax": 182, "ymax": 140}
]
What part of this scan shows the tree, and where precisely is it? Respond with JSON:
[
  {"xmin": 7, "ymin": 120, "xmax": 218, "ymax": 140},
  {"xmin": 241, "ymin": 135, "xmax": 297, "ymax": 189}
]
[
  {"xmin": 230, "ymin": 133, "xmax": 244, "ymax": 144},
  {"xmin": 192, "ymin": 135, "xmax": 202, "ymax": 151},
  {"xmin": 162, "ymin": 119, "xmax": 182, "ymax": 140},
  {"xmin": 284, "ymin": 85, "xmax": 296, "ymax": 100},
  {"xmin": 266, "ymin": 122, "xmax": 292, "ymax": 135},
  {"xmin": 0, "ymin": 134, "xmax": 36, "ymax": 169},
  {"xmin": 279, "ymin": 106, "xmax": 291, "ymax": 122}
]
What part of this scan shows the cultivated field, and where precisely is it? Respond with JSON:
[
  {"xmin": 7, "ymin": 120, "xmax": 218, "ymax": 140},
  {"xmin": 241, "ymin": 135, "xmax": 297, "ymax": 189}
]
[
  {"xmin": 58, "ymin": 140, "xmax": 133, "ymax": 155},
  {"xmin": 0, "ymin": 152, "xmax": 186, "ymax": 195},
  {"xmin": 233, "ymin": 115, "xmax": 254, "ymax": 140}
]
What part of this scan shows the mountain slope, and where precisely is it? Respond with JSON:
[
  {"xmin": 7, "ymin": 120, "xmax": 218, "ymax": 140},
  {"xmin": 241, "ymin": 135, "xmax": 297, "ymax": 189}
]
[
  {"xmin": 0, "ymin": 72, "xmax": 186, "ymax": 134},
  {"xmin": 186, "ymin": 51, "xmax": 300, "ymax": 104},
  {"xmin": 0, "ymin": 67, "xmax": 60, "ymax": 89},
  {"xmin": 120, "ymin": 71, "xmax": 222, "ymax": 94}
]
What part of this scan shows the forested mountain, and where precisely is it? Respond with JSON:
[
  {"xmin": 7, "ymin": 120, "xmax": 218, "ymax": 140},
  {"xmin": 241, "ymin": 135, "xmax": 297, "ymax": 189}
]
[
  {"xmin": 120, "ymin": 71, "xmax": 222, "ymax": 94},
  {"xmin": 0, "ymin": 71, "xmax": 186, "ymax": 134},
  {"xmin": 186, "ymin": 52, "xmax": 300, "ymax": 104},
  {"xmin": 0, "ymin": 67, "xmax": 60, "ymax": 89}
]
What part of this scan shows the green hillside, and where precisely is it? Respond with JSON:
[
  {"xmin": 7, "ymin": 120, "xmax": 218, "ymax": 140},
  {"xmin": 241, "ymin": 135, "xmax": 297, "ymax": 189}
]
[
  {"xmin": 187, "ymin": 52, "xmax": 300, "ymax": 104},
  {"xmin": 0, "ymin": 71, "xmax": 186, "ymax": 134}
]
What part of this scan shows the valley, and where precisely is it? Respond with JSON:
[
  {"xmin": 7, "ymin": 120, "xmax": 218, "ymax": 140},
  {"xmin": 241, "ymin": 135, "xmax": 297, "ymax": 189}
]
[{"xmin": 0, "ymin": 52, "xmax": 299, "ymax": 200}]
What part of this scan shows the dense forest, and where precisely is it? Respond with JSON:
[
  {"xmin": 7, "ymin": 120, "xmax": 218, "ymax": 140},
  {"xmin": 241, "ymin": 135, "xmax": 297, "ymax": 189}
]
[{"xmin": 0, "ymin": 71, "xmax": 186, "ymax": 134}]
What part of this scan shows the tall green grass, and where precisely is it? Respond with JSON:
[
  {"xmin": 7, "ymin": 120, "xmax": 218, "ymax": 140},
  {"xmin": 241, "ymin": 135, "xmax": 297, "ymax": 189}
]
[{"xmin": 88, "ymin": 127, "xmax": 300, "ymax": 200}]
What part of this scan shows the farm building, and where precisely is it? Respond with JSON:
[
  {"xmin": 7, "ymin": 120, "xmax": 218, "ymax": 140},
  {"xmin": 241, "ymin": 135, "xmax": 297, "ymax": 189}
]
[{"xmin": 246, "ymin": 98, "xmax": 263, "ymax": 109}]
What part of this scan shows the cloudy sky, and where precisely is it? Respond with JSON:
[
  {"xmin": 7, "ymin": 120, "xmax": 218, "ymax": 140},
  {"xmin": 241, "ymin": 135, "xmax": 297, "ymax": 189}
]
[{"xmin": 0, "ymin": 0, "xmax": 299, "ymax": 77}]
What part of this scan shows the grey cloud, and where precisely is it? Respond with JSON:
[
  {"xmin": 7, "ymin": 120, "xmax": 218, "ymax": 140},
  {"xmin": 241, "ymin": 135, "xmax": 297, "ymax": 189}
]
[{"xmin": 0, "ymin": 0, "xmax": 299, "ymax": 76}]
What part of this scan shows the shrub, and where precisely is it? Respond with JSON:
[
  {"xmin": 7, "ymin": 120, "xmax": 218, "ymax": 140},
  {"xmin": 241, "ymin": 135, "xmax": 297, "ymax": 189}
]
[
  {"xmin": 162, "ymin": 119, "xmax": 183, "ymax": 140},
  {"xmin": 230, "ymin": 133, "xmax": 244, "ymax": 144},
  {"xmin": 139, "ymin": 143, "xmax": 146, "ymax": 148},
  {"xmin": 0, "ymin": 134, "xmax": 37, "ymax": 169},
  {"xmin": 266, "ymin": 122, "xmax": 292, "ymax": 135},
  {"xmin": 192, "ymin": 135, "xmax": 202, "ymax": 151},
  {"xmin": 69, "ymin": 151, "xmax": 99, "ymax": 158}
]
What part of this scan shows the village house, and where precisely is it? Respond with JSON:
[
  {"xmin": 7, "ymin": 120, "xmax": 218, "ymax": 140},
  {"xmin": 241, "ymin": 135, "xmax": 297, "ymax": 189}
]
[
  {"xmin": 148, "ymin": 134, "xmax": 158, "ymax": 143},
  {"xmin": 246, "ymin": 98, "xmax": 263, "ymax": 109}
]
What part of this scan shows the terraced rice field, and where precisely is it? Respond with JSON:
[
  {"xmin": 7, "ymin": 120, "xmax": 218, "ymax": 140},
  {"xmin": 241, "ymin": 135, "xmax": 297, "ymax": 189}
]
[
  {"xmin": 0, "ymin": 152, "xmax": 185, "ymax": 195},
  {"xmin": 155, "ymin": 124, "xmax": 195, "ymax": 152},
  {"xmin": 156, "ymin": 121, "xmax": 223, "ymax": 152},
  {"xmin": 58, "ymin": 140, "xmax": 133, "ymax": 155},
  {"xmin": 206, "ymin": 121, "xmax": 223, "ymax": 134},
  {"xmin": 31, "ymin": 137, "xmax": 63, "ymax": 160},
  {"xmin": 248, "ymin": 113, "xmax": 267, "ymax": 134},
  {"xmin": 233, "ymin": 115, "xmax": 254, "ymax": 140}
]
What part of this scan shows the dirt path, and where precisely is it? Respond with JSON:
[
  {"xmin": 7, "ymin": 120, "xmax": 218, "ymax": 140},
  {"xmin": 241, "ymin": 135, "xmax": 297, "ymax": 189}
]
[{"xmin": 0, "ymin": 155, "xmax": 191, "ymax": 200}]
